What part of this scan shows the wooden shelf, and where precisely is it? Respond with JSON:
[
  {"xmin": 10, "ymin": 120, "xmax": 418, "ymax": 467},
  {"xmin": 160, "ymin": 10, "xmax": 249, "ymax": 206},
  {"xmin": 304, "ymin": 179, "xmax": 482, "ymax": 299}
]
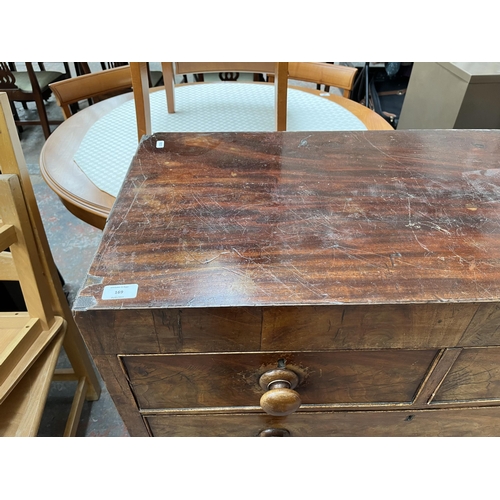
[
  {"xmin": 0, "ymin": 313, "xmax": 65, "ymax": 404},
  {"xmin": 0, "ymin": 331, "xmax": 65, "ymax": 437}
]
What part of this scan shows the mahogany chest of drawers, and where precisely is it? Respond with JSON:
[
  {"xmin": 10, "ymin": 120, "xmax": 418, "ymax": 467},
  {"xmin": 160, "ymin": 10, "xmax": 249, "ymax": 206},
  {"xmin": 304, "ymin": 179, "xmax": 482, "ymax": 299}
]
[{"xmin": 74, "ymin": 130, "xmax": 500, "ymax": 436}]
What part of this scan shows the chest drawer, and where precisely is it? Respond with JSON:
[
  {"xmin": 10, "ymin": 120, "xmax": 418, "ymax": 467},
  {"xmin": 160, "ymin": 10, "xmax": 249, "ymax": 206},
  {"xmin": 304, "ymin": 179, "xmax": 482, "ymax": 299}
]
[
  {"xmin": 433, "ymin": 347, "xmax": 500, "ymax": 403},
  {"xmin": 120, "ymin": 349, "xmax": 437, "ymax": 410},
  {"xmin": 145, "ymin": 406, "xmax": 500, "ymax": 437}
]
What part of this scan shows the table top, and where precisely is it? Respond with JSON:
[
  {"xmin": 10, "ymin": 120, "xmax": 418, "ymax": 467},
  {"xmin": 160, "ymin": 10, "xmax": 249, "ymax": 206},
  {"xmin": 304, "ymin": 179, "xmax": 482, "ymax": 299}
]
[
  {"xmin": 74, "ymin": 129, "xmax": 500, "ymax": 312},
  {"xmin": 40, "ymin": 83, "xmax": 392, "ymax": 229}
]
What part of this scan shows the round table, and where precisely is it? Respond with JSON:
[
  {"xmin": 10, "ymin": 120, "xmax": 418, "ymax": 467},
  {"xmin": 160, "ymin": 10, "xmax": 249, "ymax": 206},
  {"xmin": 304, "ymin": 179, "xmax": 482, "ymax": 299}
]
[{"xmin": 40, "ymin": 82, "xmax": 393, "ymax": 229}]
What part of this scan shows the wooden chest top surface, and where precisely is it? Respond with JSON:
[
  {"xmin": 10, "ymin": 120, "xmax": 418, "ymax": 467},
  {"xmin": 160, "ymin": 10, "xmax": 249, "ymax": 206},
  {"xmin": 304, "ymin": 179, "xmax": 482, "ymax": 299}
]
[{"xmin": 74, "ymin": 130, "xmax": 500, "ymax": 311}]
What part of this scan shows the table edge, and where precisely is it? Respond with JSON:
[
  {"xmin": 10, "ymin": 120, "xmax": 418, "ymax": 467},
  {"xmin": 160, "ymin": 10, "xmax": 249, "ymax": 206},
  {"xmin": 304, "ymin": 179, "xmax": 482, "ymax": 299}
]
[{"xmin": 40, "ymin": 83, "xmax": 393, "ymax": 229}]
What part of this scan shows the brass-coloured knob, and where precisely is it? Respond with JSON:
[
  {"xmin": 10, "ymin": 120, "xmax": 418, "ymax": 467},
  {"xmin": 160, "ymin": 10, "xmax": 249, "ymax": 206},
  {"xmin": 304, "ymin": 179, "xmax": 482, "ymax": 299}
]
[{"xmin": 259, "ymin": 368, "xmax": 301, "ymax": 416}]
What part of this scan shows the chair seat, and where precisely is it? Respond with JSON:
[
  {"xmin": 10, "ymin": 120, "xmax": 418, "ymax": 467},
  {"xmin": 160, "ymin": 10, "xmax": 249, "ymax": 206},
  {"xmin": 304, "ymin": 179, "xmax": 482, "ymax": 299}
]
[{"xmin": 11, "ymin": 70, "xmax": 65, "ymax": 93}]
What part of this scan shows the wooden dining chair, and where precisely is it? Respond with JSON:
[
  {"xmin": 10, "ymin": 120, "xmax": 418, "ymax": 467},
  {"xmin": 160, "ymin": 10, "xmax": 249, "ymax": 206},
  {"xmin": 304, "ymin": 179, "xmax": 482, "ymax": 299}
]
[
  {"xmin": 130, "ymin": 62, "xmax": 289, "ymax": 141},
  {"xmin": 50, "ymin": 65, "xmax": 133, "ymax": 119},
  {"xmin": 0, "ymin": 63, "xmax": 70, "ymax": 139},
  {"xmin": 288, "ymin": 62, "xmax": 358, "ymax": 98},
  {"xmin": 0, "ymin": 92, "xmax": 101, "ymax": 426}
]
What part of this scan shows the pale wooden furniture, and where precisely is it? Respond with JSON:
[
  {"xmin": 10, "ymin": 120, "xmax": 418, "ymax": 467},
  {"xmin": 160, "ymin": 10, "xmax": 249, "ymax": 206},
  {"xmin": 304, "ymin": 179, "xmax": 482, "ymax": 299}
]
[
  {"xmin": 39, "ymin": 85, "xmax": 392, "ymax": 230},
  {"xmin": 75, "ymin": 130, "xmax": 500, "ymax": 436},
  {"xmin": 0, "ymin": 92, "xmax": 101, "ymax": 404},
  {"xmin": 172, "ymin": 62, "xmax": 273, "ymax": 83},
  {"xmin": 0, "ymin": 63, "xmax": 69, "ymax": 139},
  {"xmin": 0, "ymin": 173, "xmax": 68, "ymax": 436},
  {"xmin": 0, "ymin": 173, "xmax": 66, "ymax": 400},
  {"xmin": 131, "ymin": 62, "xmax": 289, "ymax": 140},
  {"xmin": 288, "ymin": 62, "xmax": 358, "ymax": 98},
  {"xmin": 50, "ymin": 65, "xmax": 133, "ymax": 119},
  {"xmin": 0, "ymin": 329, "xmax": 65, "ymax": 436}
]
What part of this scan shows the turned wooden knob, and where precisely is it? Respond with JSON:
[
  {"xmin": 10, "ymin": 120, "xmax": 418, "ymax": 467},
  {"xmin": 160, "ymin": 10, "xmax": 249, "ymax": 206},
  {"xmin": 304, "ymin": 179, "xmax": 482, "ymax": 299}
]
[{"xmin": 259, "ymin": 368, "xmax": 301, "ymax": 416}]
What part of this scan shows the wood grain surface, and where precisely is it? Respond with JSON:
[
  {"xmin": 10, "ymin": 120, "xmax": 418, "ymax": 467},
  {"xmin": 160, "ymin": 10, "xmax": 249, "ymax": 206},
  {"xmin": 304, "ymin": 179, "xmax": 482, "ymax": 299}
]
[
  {"xmin": 145, "ymin": 406, "xmax": 500, "ymax": 437},
  {"xmin": 433, "ymin": 347, "xmax": 500, "ymax": 402},
  {"xmin": 74, "ymin": 130, "xmax": 500, "ymax": 311},
  {"xmin": 72, "ymin": 130, "xmax": 500, "ymax": 436},
  {"xmin": 74, "ymin": 302, "xmax": 500, "ymax": 356},
  {"xmin": 121, "ymin": 349, "xmax": 437, "ymax": 409}
]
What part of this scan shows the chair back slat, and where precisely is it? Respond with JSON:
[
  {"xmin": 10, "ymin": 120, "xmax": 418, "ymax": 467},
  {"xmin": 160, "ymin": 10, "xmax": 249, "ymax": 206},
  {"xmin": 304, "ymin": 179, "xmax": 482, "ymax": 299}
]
[
  {"xmin": 50, "ymin": 65, "xmax": 133, "ymax": 119},
  {"xmin": 0, "ymin": 63, "xmax": 17, "ymax": 89},
  {"xmin": 289, "ymin": 62, "xmax": 358, "ymax": 98},
  {"xmin": 175, "ymin": 62, "xmax": 276, "ymax": 75}
]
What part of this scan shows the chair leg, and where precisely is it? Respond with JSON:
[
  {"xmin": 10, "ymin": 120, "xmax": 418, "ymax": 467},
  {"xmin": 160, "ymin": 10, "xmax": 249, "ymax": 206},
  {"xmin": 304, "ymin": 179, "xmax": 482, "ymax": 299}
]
[
  {"xmin": 33, "ymin": 90, "xmax": 51, "ymax": 139},
  {"xmin": 131, "ymin": 62, "xmax": 153, "ymax": 141},
  {"xmin": 24, "ymin": 62, "xmax": 53, "ymax": 139}
]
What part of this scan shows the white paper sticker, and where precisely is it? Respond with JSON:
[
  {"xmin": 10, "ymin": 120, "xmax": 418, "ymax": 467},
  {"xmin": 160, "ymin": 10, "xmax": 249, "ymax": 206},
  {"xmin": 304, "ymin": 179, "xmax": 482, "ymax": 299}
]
[
  {"xmin": 102, "ymin": 284, "xmax": 138, "ymax": 300},
  {"xmin": 156, "ymin": 140, "xmax": 165, "ymax": 148}
]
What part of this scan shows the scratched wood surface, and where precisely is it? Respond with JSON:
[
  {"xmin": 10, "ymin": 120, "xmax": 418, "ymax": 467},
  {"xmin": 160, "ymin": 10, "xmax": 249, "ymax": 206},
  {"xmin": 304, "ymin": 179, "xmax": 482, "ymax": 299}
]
[
  {"xmin": 75, "ymin": 130, "xmax": 500, "ymax": 310},
  {"xmin": 73, "ymin": 130, "xmax": 500, "ymax": 437}
]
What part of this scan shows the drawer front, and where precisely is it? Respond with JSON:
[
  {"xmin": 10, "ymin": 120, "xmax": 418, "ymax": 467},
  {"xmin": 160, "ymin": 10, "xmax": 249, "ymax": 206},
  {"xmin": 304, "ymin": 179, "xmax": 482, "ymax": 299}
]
[
  {"xmin": 262, "ymin": 303, "xmax": 480, "ymax": 350},
  {"xmin": 146, "ymin": 406, "xmax": 500, "ymax": 437},
  {"xmin": 121, "ymin": 350, "xmax": 437, "ymax": 410},
  {"xmin": 77, "ymin": 302, "xmax": 491, "ymax": 356},
  {"xmin": 77, "ymin": 307, "xmax": 262, "ymax": 355},
  {"xmin": 433, "ymin": 347, "xmax": 500, "ymax": 403}
]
